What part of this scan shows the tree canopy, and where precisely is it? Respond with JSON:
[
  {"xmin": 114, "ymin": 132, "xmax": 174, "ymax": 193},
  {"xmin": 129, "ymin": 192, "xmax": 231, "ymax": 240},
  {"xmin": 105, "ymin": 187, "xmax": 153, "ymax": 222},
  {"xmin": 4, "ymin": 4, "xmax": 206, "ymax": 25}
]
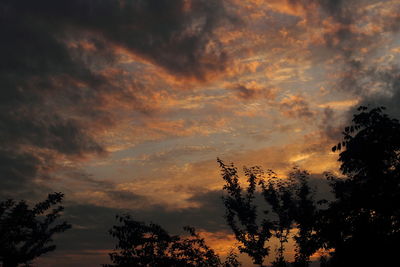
[
  {"xmin": 218, "ymin": 160, "xmax": 319, "ymax": 267},
  {"xmin": 0, "ymin": 192, "xmax": 71, "ymax": 267},
  {"xmin": 104, "ymin": 214, "xmax": 241, "ymax": 267},
  {"xmin": 219, "ymin": 106, "xmax": 400, "ymax": 267},
  {"xmin": 319, "ymin": 106, "xmax": 400, "ymax": 266},
  {"xmin": 3, "ymin": 106, "xmax": 399, "ymax": 267}
]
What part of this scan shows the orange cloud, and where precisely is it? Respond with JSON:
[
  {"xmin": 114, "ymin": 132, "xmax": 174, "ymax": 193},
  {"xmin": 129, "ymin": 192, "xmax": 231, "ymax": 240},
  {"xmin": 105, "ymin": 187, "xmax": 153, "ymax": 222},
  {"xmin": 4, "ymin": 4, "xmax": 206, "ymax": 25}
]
[
  {"xmin": 265, "ymin": 0, "xmax": 311, "ymax": 17},
  {"xmin": 278, "ymin": 94, "xmax": 315, "ymax": 120}
]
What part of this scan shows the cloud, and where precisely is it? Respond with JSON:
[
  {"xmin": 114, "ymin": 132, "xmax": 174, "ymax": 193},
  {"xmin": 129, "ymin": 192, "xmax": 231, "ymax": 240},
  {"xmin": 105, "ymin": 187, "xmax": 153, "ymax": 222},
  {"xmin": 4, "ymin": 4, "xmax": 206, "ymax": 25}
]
[
  {"xmin": 34, "ymin": 190, "xmax": 229, "ymax": 266},
  {"xmin": 0, "ymin": 151, "xmax": 45, "ymax": 196},
  {"xmin": 278, "ymin": 94, "xmax": 315, "ymax": 119},
  {"xmin": 268, "ymin": 0, "xmax": 400, "ymax": 138},
  {"xmin": 272, "ymin": 0, "xmax": 400, "ymax": 72},
  {"xmin": 2, "ymin": 1, "xmax": 399, "ymax": 265},
  {"xmin": 232, "ymin": 82, "xmax": 277, "ymax": 100},
  {"xmin": 6, "ymin": 0, "xmax": 232, "ymax": 80},
  {"xmin": 355, "ymin": 65, "xmax": 400, "ymax": 118},
  {"xmin": 33, "ymin": 159, "xmax": 336, "ymax": 266},
  {"xmin": 317, "ymin": 107, "xmax": 344, "ymax": 143},
  {"xmin": 0, "ymin": 0, "xmax": 235, "ymax": 197}
]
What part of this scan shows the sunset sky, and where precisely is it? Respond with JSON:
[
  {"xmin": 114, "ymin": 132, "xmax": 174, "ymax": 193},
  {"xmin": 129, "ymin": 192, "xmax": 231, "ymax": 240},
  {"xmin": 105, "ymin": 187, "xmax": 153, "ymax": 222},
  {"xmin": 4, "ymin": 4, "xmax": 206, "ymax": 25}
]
[{"xmin": 2, "ymin": 0, "xmax": 400, "ymax": 266}]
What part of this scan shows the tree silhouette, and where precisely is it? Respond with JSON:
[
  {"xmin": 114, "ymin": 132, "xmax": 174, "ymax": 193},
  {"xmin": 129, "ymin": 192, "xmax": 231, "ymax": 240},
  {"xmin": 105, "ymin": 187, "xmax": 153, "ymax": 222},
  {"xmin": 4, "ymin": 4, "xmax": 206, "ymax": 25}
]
[
  {"xmin": 289, "ymin": 170, "xmax": 319, "ymax": 267},
  {"xmin": 319, "ymin": 106, "xmax": 400, "ymax": 266},
  {"xmin": 218, "ymin": 106, "xmax": 400, "ymax": 266},
  {"xmin": 260, "ymin": 169, "xmax": 294, "ymax": 267},
  {"xmin": 104, "ymin": 214, "xmax": 241, "ymax": 267},
  {"xmin": 0, "ymin": 192, "xmax": 71, "ymax": 267},
  {"xmin": 218, "ymin": 159, "xmax": 272, "ymax": 266},
  {"xmin": 219, "ymin": 159, "xmax": 319, "ymax": 267},
  {"xmin": 263, "ymin": 169, "xmax": 319, "ymax": 267}
]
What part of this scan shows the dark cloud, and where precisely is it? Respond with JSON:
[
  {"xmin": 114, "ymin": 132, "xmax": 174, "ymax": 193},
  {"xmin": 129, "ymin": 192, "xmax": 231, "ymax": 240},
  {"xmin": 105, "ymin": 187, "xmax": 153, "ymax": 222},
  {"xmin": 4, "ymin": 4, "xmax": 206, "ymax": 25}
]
[
  {"xmin": 59, "ymin": 171, "xmax": 149, "ymax": 207},
  {"xmin": 279, "ymin": 95, "xmax": 315, "ymax": 119},
  {"xmin": 284, "ymin": 0, "xmax": 400, "ymax": 138},
  {"xmin": 234, "ymin": 84, "xmax": 258, "ymax": 99},
  {"xmin": 286, "ymin": 0, "xmax": 400, "ymax": 65},
  {"xmin": 0, "ymin": 0, "xmax": 232, "ymax": 197},
  {"xmin": 0, "ymin": 152, "xmax": 43, "ymax": 196},
  {"xmin": 33, "ymin": 175, "xmax": 333, "ymax": 266},
  {"xmin": 314, "ymin": 64, "xmax": 400, "ymax": 160},
  {"xmin": 289, "ymin": 0, "xmax": 366, "ymax": 22},
  {"xmin": 311, "ymin": 1, "xmax": 374, "ymax": 58},
  {"xmin": 317, "ymin": 107, "xmax": 343, "ymax": 143},
  {"xmin": 66, "ymin": 171, "xmax": 116, "ymax": 190},
  {"xmin": 105, "ymin": 189, "xmax": 147, "ymax": 203},
  {"xmin": 353, "ymin": 65, "xmax": 400, "ymax": 118},
  {"xmin": 232, "ymin": 84, "xmax": 277, "ymax": 100},
  {"xmin": 316, "ymin": 65, "xmax": 400, "ymax": 160},
  {"xmin": 3, "ymin": 0, "xmax": 231, "ymax": 79},
  {"xmin": 33, "ymin": 190, "xmax": 227, "ymax": 266}
]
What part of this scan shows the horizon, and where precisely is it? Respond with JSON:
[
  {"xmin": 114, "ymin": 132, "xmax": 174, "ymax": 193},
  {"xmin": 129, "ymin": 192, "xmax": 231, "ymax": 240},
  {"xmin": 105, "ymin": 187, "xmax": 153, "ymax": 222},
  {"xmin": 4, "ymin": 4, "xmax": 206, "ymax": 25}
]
[{"xmin": 1, "ymin": 1, "xmax": 400, "ymax": 266}]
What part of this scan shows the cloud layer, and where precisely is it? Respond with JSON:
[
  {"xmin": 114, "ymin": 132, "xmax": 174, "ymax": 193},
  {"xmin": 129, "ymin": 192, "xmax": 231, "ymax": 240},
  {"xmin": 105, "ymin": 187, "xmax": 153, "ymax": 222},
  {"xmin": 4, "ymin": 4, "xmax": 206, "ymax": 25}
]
[
  {"xmin": 2, "ymin": 0, "xmax": 400, "ymax": 266},
  {"xmin": 0, "ymin": 0, "xmax": 232, "ymax": 196}
]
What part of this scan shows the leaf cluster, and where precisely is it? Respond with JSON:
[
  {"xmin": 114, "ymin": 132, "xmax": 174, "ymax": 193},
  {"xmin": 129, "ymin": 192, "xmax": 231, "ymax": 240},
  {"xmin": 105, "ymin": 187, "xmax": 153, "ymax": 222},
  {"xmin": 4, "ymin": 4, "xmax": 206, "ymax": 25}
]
[
  {"xmin": 105, "ymin": 214, "xmax": 240, "ymax": 267},
  {"xmin": 0, "ymin": 192, "xmax": 71, "ymax": 267},
  {"xmin": 219, "ymin": 158, "xmax": 319, "ymax": 267},
  {"xmin": 218, "ymin": 158, "xmax": 272, "ymax": 266},
  {"xmin": 319, "ymin": 106, "xmax": 400, "ymax": 266}
]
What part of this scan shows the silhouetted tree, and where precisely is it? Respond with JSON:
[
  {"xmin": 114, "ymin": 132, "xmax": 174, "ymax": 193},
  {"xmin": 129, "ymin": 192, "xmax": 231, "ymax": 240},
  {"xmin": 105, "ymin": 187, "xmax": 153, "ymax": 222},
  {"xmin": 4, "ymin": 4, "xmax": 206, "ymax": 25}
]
[
  {"xmin": 0, "ymin": 192, "xmax": 71, "ymax": 267},
  {"xmin": 218, "ymin": 159, "xmax": 273, "ymax": 266},
  {"xmin": 219, "ymin": 159, "xmax": 320, "ymax": 267},
  {"xmin": 223, "ymin": 249, "xmax": 242, "ymax": 267},
  {"xmin": 103, "ymin": 106, "xmax": 400, "ymax": 267},
  {"xmin": 289, "ymin": 169, "xmax": 319, "ymax": 267},
  {"xmin": 104, "ymin": 214, "xmax": 241, "ymax": 267},
  {"xmin": 260, "ymin": 169, "xmax": 294, "ymax": 267},
  {"xmin": 319, "ymin": 106, "xmax": 400, "ymax": 266},
  {"xmin": 319, "ymin": 256, "xmax": 328, "ymax": 267}
]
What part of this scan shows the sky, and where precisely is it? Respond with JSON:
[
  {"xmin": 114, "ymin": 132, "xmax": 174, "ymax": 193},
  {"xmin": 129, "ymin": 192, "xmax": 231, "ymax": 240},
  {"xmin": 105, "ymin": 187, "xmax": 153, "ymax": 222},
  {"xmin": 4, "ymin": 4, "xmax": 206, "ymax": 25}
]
[{"xmin": 1, "ymin": 0, "xmax": 400, "ymax": 266}]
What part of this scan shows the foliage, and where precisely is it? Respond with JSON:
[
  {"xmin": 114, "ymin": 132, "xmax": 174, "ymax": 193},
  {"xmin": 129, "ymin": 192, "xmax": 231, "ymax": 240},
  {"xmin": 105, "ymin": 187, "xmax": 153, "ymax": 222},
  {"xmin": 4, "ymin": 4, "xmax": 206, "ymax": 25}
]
[
  {"xmin": 104, "ymin": 214, "xmax": 241, "ymax": 267},
  {"xmin": 0, "ymin": 192, "xmax": 71, "ymax": 267},
  {"xmin": 2, "ymin": 106, "xmax": 397, "ymax": 267},
  {"xmin": 218, "ymin": 159, "xmax": 319, "ymax": 267},
  {"xmin": 218, "ymin": 106, "xmax": 400, "ymax": 266},
  {"xmin": 218, "ymin": 159, "xmax": 272, "ymax": 266},
  {"xmin": 289, "ymin": 170, "xmax": 319, "ymax": 267},
  {"xmin": 320, "ymin": 106, "xmax": 400, "ymax": 266},
  {"xmin": 106, "ymin": 106, "xmax": 400, "ymax": 267},
  {"xmin": 223, "ymin": 249, "xmax": 242, "ymax": 267},
  {"xmin": 260, "ymin": 169, "xmax": 294, "ymax": 267}
]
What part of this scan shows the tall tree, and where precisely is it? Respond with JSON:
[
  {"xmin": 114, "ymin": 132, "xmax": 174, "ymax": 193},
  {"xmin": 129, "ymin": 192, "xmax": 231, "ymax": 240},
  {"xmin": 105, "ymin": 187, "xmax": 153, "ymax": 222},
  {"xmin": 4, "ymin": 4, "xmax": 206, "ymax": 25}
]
[
  {"xmin": 219, "ymin": 160, "xmax": 319, "ymax": 267},
  {"xmin": 0, "ymin": 192, "xmax": 71, "ymax": 267},
  {"xmin": 259, "ymin": 169, "xmax": 294, "ymax": 267},
  {"xmin": 320, "ymin": 106, "xmax": 400, "ymax": 266},
  {"xmin": 289, "ymin": 169, "xmax": 319, "ymax": 267},
  {"xmin": 218, "ymin": 159, "xmax": 273, "ymax": 266}
]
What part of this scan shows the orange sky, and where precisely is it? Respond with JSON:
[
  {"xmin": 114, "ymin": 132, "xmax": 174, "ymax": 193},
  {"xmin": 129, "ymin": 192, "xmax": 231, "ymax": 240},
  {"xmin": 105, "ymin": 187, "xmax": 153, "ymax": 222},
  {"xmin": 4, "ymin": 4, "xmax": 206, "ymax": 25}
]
[{"xmin": 2, "ymin": 0, "xmax": 400, "ymax": 266}]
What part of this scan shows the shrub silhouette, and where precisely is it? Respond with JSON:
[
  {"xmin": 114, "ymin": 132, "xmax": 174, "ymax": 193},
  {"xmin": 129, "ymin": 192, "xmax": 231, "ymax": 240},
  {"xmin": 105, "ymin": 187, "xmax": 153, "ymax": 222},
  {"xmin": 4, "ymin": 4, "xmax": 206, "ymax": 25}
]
[
  {"xmin": 0, "ymin": 192, "xmax": 71, "ymax": 267},
  {"xmin": 104, "ymin": 214, "xmax": 241, "ymax": 267}
]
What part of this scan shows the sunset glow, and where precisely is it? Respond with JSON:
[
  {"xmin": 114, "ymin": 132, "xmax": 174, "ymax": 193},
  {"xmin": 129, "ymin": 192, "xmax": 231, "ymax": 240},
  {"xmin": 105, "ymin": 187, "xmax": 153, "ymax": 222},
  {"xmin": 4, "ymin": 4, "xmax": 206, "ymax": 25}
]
[{"xmin": 1, "ymin": 1, "xmax": 400, "ymax": 266}]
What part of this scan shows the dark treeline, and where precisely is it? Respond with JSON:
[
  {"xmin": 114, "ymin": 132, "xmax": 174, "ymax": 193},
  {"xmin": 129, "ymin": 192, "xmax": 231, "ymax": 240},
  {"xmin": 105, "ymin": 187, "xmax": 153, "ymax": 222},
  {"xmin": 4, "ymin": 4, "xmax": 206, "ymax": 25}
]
[
  {"xmin": 217, "ymin": 106, "xmax": 400, "ymax": 267},
  {"xmin": 1, "ymin": 106, "xmax": 400, "ymax": 267}
]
